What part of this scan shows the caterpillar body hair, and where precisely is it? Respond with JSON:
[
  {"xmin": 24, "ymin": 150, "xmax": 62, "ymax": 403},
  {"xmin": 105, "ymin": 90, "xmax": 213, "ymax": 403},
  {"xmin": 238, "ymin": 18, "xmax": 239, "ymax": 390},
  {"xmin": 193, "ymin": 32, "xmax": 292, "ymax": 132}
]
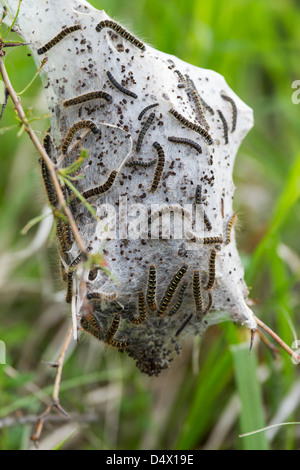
[
  {"xmin": 132, "ymin": 292, "xmax": 147, "ymax": 324},
  {"xmin": 217, "ymin": 109, "xmax": 229, "ymax": 145},
  {"xmin": 62, "ymin": 120, "xmax": 99, "ymax": 154},
  {"xmin": 205, "ymin": 250, "xmax": 217, "ymax": 290},
  {"xmin": 146, "ymin": 265, "xmax": 157, "ymax": 311},
  {"xmin": 150, "ymin": 142, "xmax": 165, "ymax": 192},
  {"xmin": 63, "ymin": 91, "xmax": 112, "ymax": 107},
  {"xmin": 168, "ymin": 136, "xmax": 202, "ymax": 154},
  {"xmin": 225, "ymin": 213, "xmax": 237, "ymax": 245},
  {"xmin": 221, "ymin": 93, "xmax": 237, "ymax": 132},
  {"xmin": 136, "ymin": 112, "xmax": 155, "ymax": 152},
  {"xmin": 125, "ymin": 159, "xmax": 157, "ymax": 168},
  {"xmin": 37, "ymin": 25, "xmax": 82, "ymax": 55},
  {"xmin": 193, "ymin": 271, "xmax": 202, "ymax": 312},
  {"xmin": 82, "ymin": 170, "xmax": 118, "ymax": 199},
  {"xmin": 106, "ymin": 71, "xmax": 138, "ymax": 99},
  {"xmin": 168, "ymin": 282, "xmax": 188, "ymax": 317},
  {"xmin": 158, "ymin": 264, "xmax": 188, "ymax": 316},
  {"xmin": 138, "ymin": 103, "xmax": 159, "ymax": 121},
  {"xmin": 168, "ymin": 109, "xmax": 213, "ymax": 145},
  {"xmin": 95, "ymin": 20, "xmax": 146, "ymax": 51},
  {"xmin": 175, "ymin": 314, "xmax": 193, "ymax": 337}
]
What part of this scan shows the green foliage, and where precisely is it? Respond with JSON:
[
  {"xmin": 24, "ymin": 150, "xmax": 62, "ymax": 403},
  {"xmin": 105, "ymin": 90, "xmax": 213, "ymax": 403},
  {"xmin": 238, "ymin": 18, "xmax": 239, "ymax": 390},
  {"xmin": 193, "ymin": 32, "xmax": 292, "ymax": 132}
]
[{"xmin": 0, "ymin": 0, "xmax": 300, "ymax": 450}]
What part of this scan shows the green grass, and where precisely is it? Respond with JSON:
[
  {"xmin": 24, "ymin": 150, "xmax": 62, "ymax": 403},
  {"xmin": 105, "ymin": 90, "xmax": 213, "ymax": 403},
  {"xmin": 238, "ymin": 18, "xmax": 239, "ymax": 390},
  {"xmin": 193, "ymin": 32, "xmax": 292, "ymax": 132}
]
[{"xmin": 0, "ymin": 0, "xmax": 300, "ymax": 450}]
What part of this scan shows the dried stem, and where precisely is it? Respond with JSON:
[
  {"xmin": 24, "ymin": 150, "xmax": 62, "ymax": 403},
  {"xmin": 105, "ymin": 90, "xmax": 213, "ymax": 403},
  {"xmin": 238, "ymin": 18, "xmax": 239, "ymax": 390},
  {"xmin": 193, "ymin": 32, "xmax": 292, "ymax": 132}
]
[
  {"xmin": 254, "ymin": 315, "xmax": 300, "ymax": 364},
  {"xmin": 30, "ymin": 324, "xmax": 73, "ymax": 448},
  {"xmin": 0, "ymin": 57, "xmax": 87, "ymax": 255}
]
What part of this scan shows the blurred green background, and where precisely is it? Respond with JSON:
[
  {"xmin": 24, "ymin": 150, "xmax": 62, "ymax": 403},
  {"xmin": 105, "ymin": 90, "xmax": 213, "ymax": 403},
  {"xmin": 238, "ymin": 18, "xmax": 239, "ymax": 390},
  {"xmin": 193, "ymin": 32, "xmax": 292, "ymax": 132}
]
[{"xmin": 0, "ymin": 0, "xmax": 300, "ymax": 450}]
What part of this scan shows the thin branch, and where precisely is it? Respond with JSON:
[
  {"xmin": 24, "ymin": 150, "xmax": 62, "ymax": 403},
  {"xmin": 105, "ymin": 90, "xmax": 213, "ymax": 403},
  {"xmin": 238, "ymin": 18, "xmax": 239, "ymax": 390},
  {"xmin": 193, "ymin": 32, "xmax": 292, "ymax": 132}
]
[
  {"xmin": 30, "ymin": 324, "xmax": 73, "ymax": 448},
  {"xmin": 0, "ymin": 57, "xmax": 87, "ymax": 255},
  {"xmin": 254, "ymin": 315, "xmax": 300, "ymax": 364}
]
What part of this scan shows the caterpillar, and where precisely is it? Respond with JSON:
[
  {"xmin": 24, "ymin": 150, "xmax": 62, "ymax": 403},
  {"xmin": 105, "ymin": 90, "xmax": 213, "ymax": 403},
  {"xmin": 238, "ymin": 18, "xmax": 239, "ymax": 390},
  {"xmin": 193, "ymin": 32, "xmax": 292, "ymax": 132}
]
[
  {"xmin": 106, "ymin": 71, "xmax": 138, "ymax": 99},
  {"xmin": 217, "ymin": 110, "xmax": 228, "ymax": 145},
  {"xmin": 175, "ymin": 314, "xmax": 193, "ymax": 337},
  {"xmin": 185, "ymin": 75, "xmax": 210, "ymax": 130},
  {"xmin": 203, "ymin": 236, "xmax": 223, "ymax": 245},
  {"xmin": 168, "ymin": 109, "xmax": 213, "ymax": 145},
  {"xmin": 168, "ymin": 282, "xmax": 187, "ymax": 317},
  {"xmin": 146, "ymin": 265, "xmax": 157, "ymax": 311},
  {"xmin": 132, "ymin": 292, "xmax": 147, "ymax": 324},
  {"xmin": 87, "ymin": 291, "xmax": 117, "ymax": 301},
  {"xmin": 167, "ymin": 136, "xmax": 202, "ymax": 154},
  {"xmin": 203, "ymin": 211, "xmax": 212, "ymax": 231},
  {"xmin": 95, "ymin": 20, "xmax": 146, "ymax": 51},
  {"xmin": 200, "ymin": 292, "xmax": 212, "ymax": 317},
  {"xmin": 224, "ymin": 212, "xmax": 237, "ymax": 245},
  {"xmin": 80, "ymin": 312, "xmax": 102, "ymax": 340},
  {"xmin": 109, "ymin": 338, "xmax": 128, "ymax": 350},
  {"xmin": 63, "ymin": 91, "xmax": 112, "ymax": 107},
  {"xmin": 174, "ymin": 70, "xmax": 186, "ymax": 88},
  {"xmin": 221, "ymin": 93, "xmax": 237, "ymax": 132},
  {"xmin": 150, "ymin": 205, "xmax": 192, "ymax": 223},
  {"xmin": 138, "ymin": 103, "xmax": 159, "ymax": 121},
  {"xmin": 66, "ymin": 249, "xmax": 90, "ymax": 303},
  {"xmin": 193, "ymin": 271, "xmax": 202, "ymax": 312},
  {"xmin": 150, "ymin": 142, "xmax": 165, "ymax": 193},
  {"xmin": 82, "ymin": 170, "xmax": 118, "ymax": 199},
  {"xmin": 136, "ymin": 112, "xmax": 155, "ymax": 152},
  {"xmin": 88, "ymin": 267, "xmax": 99, "ymax": 281},
  {"xmin": 200, "ymin": 97, "xmax": 214, "ymax": 115},
  {"xmin": 205, "ymin": 249, "xmax": 217, "ymax": 290},
  {"xmin": 157, "ymin": 264, "xmax": 188, "ymax": 316},
  {"xmin": 185, "ymin": 231, "xmax": 223, "ymax": 245},
  {"xmin": 61, "ymin": 120, "xmax": 99, "ymax": 154},
  {"xmin": 56, "ymin": 218, "xmax": 72, "ymax": 256},
  {"xmin": 125, "ymin": 159, "xmax": 157, "ymax": 168},
  {"xmin": 195, "ymin": 185, "xmax": 202, "ymax": 205},
  {"xmin": 105, "ymin": 314, "xmax": 121, "ymax": 342},
  {"xmin": 104, "ymin": 315, "xmax": 127, "ymax": 349},
  {"xmin": 40, "ymin": 159, "xmax": 58, "ymax": 207},
  {"xmin": 37, "ymin": 25, "xmax": 82, "ymax": 55}
]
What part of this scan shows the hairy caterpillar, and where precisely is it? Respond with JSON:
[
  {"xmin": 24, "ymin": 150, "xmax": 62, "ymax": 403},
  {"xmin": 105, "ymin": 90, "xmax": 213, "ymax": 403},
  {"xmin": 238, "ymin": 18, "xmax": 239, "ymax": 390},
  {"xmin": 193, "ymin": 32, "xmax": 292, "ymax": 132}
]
[
  {"xmin": 106, "ymin": 71, "xmax": 138, "ymax": 99},
  {"xmin": 37, "ymin": 25, "xmax": 82, "ymax": 55},
  {"xmin": 95, "ymin": 20, "xmax": 146, "ymax": 51}
]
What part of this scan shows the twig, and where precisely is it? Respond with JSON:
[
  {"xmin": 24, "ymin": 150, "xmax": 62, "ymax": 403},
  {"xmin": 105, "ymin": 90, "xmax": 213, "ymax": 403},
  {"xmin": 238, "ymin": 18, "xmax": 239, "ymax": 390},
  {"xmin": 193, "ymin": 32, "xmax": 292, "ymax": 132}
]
[
  {"xmin": 0, "ymin": 412, "xmax": 99, "ymax": 429},
  {"xmin": 30, "ymin": 324, "xmax": 73, "ymax": 448},
  {"xmin": 0, "ymin": 57, "xmax": 87, "ymax": 255},
  {"xmin": 254, "ymin": 315, "xmax": 300, "ymax": 364}
]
